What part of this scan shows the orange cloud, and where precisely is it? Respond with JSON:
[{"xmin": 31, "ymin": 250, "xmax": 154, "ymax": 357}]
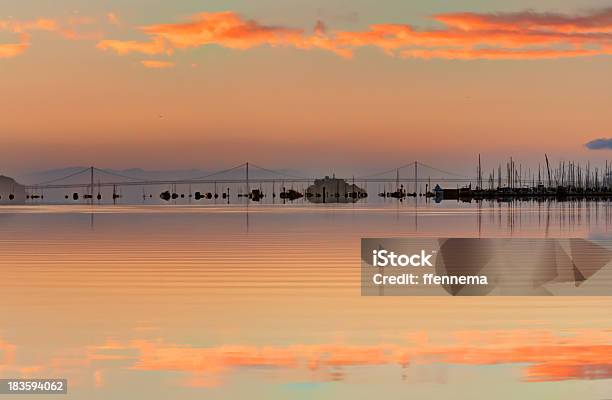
[
  {"xmin": 60, "ymin": 29, "xmax": 103, "ymax": 41},
  {"xmin": 434, "ymin": 9, "xmax": 612, "ymax": 33},
  {"xmin": 141, "ymin": 59, "xmax": 175, "ymax": 69},
  {"xmin": 0, "ymin": 19, "xmax": 55, "ymax": 58},
  {"xmin": 60, "ymin": 15, "xmax": 103, "ymax": 40},
  {"xmin": 2, "ymin": 8, "xmax": 611, "ymax": 61},
  {"xmin": 0, "ymin": 40, "xmax": 29, "ymax": 59},
  {"xmin": 97, "ymin": 8, "xmax": 612, "ymax": 60},
  {"xmin": 97, "ymin": 11, "xmax": 351, "ymax": 58},
  {"xmin": 337, "ymin": 8, "xmax": 612, "ymax": 59},
  {"xmin": 143, "ymin": 11, "xmax": 304, "ymax": 50},
  {"xmin": 0, "ymin": 15, "xmax": 105, "ymax": 58},
  {"xmin": 97, "ymin": 37, "xmax": 168, "ymax": 55},
  {"xmin": 0, "ymin": 18, "xmax": 58, "ymax": 33}
]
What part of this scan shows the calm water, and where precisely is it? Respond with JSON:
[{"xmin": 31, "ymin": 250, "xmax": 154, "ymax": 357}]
[{"xmin": 0, "ymin": 202, "xmax": 611, "ymax": 399}]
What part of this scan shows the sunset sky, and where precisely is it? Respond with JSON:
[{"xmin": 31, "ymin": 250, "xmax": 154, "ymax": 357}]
[{"xmin": 1, "ymin": 0, "xmax": 611, "ymax": 175}]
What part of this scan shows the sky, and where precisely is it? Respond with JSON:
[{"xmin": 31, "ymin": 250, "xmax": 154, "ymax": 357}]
[{"xmin": 1, "ymin": 0, "xmax": 611, "ymax": 176}]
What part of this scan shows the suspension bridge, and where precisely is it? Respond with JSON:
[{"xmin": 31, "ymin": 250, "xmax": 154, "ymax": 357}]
[
  {"xmin": 17, "ymin": 161, "xmax": 475, "ymax": 203},
  {"xmin": 23, "ymin": 162, "xmax": 473, "ymax": 190}
]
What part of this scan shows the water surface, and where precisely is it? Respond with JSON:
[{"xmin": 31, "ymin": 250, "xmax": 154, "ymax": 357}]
[{"xmin": 0, "ymin": 203, "xmax": 611, "ymax": 399}]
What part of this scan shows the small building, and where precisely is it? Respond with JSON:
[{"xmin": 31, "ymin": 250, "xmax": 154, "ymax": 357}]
[
  {"xmin": 0, "ymin": 175, "xmax": 26, "ymax": 204},
  {"xmin": 306, "ymin": 176, "xmax": 366, "ymax": 203}
]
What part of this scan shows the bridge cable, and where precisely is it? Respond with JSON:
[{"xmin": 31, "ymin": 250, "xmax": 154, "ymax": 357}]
[
  {"xmin": 188, "ymin": 163, "xmax": 247, "ymax": 180},
  {"xmin": 248, "ymin": 163, "xmax": 309, "ymax": 180},
  {"xmin": 356, "ymin": 162, "xmax": 421, "ymax": 179},
  {"xmin": 32, "ymin": 167, "xmax": 92, "ymax": 186},
  {"xmin": 93, "ymin": 167, "xmax": 144, "ymax": 181},
  {"xmin": 416, "ymin": 161, "xmax": 472, "ymax": 179}
]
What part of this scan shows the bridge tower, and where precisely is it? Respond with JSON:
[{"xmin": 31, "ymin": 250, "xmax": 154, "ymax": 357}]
[{"xmin": 90, "ymin": 166, "xmax": 94, "ymax": 204}]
